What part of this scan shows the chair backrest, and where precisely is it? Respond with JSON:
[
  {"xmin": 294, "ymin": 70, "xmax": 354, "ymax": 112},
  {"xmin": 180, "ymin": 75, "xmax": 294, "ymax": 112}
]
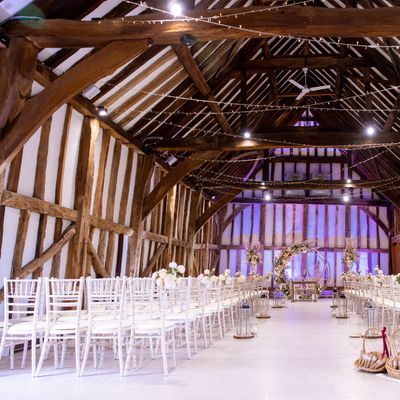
[
  {"xmin": 86, "ymin": 277, "xmax": 126, "ymax": 323},
  {"xmin": 3, "ymin": 278, "xmax": 42, "ymax": 324},
  {"xmin": 44, "ymin": 277, "xmax": 85, "ymax": 325}
]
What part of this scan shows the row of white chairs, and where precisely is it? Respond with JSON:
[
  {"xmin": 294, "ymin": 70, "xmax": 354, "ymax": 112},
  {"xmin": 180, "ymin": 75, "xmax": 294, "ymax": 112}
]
[
  {"xmin": 0, "ymin": 276, "xmax": 269, "ymax": 377},
  {"xmin": 343, "ymin": 274, "xmax": 400, "ymax": 333}
]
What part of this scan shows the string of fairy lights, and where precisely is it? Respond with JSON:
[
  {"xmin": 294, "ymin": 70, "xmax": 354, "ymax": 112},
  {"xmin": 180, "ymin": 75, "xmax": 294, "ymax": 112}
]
[
  {"xmin": 120, "ymin": 1, "xmax": 400, "ymax": 50},
  {"xmin": 31, "ymin": 1, "xmax": 400, "ymax": 203}
]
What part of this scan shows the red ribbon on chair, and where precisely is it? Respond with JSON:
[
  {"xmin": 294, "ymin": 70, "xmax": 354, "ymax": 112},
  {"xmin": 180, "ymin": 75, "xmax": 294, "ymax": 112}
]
[{"xmin": 381, "ymin": 327, "xmax": 389, "ymax": 358}]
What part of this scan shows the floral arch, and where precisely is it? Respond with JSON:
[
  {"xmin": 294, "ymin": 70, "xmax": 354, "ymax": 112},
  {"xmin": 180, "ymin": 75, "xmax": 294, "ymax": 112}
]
[{"xmin": 273, "ymin": 242, "xmax": 331, "ymax": 295}]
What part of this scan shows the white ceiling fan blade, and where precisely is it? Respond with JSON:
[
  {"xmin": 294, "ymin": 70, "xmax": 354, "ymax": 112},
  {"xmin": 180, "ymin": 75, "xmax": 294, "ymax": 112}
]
[
  {"xmin": 296, "ymin": 89, "xmax": 309, "ymax": 101},
  {"xmin": 309, "ymin": 85, "xmax": 331, "ymax": 92},
  {"xmin": 289, "ymin": 79, "xmax": 305, "ymax": 90}
]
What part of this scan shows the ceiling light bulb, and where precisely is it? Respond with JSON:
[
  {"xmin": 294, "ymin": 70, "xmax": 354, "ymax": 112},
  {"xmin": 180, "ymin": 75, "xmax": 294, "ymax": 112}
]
[
  {"xmin": 264, "ymin": 193, "xmax": 271, "ymax": 201},
  {"xmin": 98, "ymin": 106, "xmax": 107, "ymax": 116},
  {"xmin": 342, "ymin": 194, "xmax": 350, "ymax": 203},
  {"xmin": 243, "ymin": 131, "xmax": 251, "ymax": 139},
  {"xmin": 169, "ymin": 2, "xmax": 182, "ymax": 16},
  {"xmin": 346, "ymin": 178, "xmax": 352, "ymax": 184},
  {"xmin": 211, "ymin": 195, "xmax": 216, "ymax": 200},
  {"xmin": 261, "ymin": 182, "xmax": 266, "ymax": 186},
  {"xmin": 366, "ymin": 125, "xmax": 375, "ymax": 136}
]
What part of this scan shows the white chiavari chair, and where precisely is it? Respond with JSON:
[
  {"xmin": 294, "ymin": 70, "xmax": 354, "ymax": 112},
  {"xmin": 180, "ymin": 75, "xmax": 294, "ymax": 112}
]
[
  {"xmin": 80, "ymin": 277, "xmax": 130, "ymax": 376},
  {"xmin": 0, "ymin": 278, "xmax": 45, "ymax": 376},
  {"xmin": 125, "ymin": 278, "xmax": 177, "ymax": 376},
  {"xmin": 35, "ymin": 277, "xmax": 86, "ymax": 376}
]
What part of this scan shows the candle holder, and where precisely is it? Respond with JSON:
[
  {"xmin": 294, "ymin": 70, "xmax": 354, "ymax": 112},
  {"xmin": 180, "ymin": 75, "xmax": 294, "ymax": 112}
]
[
  {"xmin": 336, "ymin": 294, "xmax": 349, "ymax": 319},
  {"xmin": 234, "ymin": 300, "xmax": 255, "ymax": 339},
  {"xmin": 256, "ymin": 291, "xmax": 271, "ymax": 319},
  {"xmin": 330, "ymin": 288, "xmax": 339, "ymax": 317},
  {"xmin": 271, "ymin": 289, "xmax": 287, "ymax": 309}
]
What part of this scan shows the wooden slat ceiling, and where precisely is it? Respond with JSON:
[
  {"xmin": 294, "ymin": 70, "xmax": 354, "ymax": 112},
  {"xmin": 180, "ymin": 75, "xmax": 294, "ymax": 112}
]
[{"xmin": 7, "ymin": 0, "xmax": 400, "ymax": 204}]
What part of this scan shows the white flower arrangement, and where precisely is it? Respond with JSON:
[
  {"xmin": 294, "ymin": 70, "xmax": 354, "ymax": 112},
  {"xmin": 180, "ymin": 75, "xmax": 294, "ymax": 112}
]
[
  {"xmin": 342, "ymin": 238, "xmax": 358, "ymax": 269},
  {"xmin": 245, "ymin": 243, "xmax": 262, "ymax": 271},
  {"xmin": 152, "ymin": 261, "xmax": 185, "ymax": 290},
  {"xmin": 218, "ymin": 269, "xmax": 232, "ymax": 285},
  {"xmin": 235, "ymin": 271, "xmax": 246, "ymax": 283},
  {"xmin": 374, "ymin": 265, "xmax": 385, "ymax": 286},
  {"xmin": 197, "ymin": 268, "xmax": 218, "ymax": 286}
]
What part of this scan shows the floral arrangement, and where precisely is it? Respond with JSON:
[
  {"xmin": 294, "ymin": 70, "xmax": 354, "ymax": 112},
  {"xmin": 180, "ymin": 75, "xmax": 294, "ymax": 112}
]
[
  {"xmin": 198, "ymin": 268, "xmax": 219, "ymax": 286},
  {"xmin": 374, "ymin": 266, "xmax": 385, "ymax": 286},
  {"xmin": 273, "ymin": 242, "xmax": 312, "ymax": 296},
  {"xmin": 152, "ymin": 261, "xmax": 185, "ymax": 289},
  {"xmin": 341, "ymin": 270, "xmax": 360, "ymax": 281},
  {"xmin": 245, "ymin": 243, "xmax": 262, "ymax": 273},
  {"xmin": 235, "ymin": 271, "xmax": 247, "ymax": 283},
  {"xmin": 342, "ymin": 238, "xmax": 358, "ymax": 270},
  {"xmin": 218, "ymin": 269, "xmax": 232, "ymax": 285}
]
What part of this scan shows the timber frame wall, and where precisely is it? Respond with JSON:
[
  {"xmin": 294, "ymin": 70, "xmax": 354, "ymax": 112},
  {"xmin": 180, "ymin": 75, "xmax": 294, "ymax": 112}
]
[{"xmin": 0, "ymin": 104, "xmax": 217, "ymax": 302}]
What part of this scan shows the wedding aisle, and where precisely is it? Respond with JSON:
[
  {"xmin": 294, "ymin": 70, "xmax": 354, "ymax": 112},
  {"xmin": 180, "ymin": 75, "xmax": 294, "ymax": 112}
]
[{"xmin": 0, "ymin": 299, "xmax": 397, "ymax": 400}]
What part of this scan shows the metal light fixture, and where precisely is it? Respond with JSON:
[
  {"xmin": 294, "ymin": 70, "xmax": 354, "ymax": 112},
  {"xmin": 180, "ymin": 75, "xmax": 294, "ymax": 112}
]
[
  {"xmin": 169, "ymin": 2, "xmax": 182, "ymax": 17},
  {"xmin": 98, "ymin": 106, "xmax": 108, "ymax": 116}
]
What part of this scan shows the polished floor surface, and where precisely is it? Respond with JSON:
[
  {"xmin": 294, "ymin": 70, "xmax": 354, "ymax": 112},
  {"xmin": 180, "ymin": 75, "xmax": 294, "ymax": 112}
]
[{"xmin": 0, "ymin": 300, "xmax": 398, "ymax": 400}]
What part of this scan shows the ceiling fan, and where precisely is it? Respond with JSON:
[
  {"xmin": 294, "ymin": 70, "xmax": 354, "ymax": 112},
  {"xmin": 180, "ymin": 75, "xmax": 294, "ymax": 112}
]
[{"xmin": 289, "ymin": 67, "xmax": 331, "ymax": 101}]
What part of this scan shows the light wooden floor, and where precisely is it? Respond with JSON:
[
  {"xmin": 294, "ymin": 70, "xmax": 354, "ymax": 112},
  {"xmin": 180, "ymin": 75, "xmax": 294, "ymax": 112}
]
[{"xmin": 0, "ymin": 300, "xmax": 398, "ymax": 400}]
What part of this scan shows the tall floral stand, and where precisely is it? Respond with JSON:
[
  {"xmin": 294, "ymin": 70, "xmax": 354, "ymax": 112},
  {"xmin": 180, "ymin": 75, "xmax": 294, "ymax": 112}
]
[{"xmin": 249, "ymin": 262, "xmax": 258, "ymax": 275}]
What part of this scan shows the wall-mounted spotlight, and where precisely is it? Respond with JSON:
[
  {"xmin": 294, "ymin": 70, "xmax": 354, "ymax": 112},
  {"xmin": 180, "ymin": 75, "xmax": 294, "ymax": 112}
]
[
  {"xmin": 243, "ymin": 130, "xmax": 251, "ymax": 139},
  {"xmin": 365, "ymin": 125, "xmax": 376, "ymax": 136}
]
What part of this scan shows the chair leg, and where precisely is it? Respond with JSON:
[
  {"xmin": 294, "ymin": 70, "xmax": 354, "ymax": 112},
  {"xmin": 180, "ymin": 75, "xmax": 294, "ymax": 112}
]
[
  {"xmin": 80, "ymin": 334, "xmax": 91, "ymax": 377},
  {"xmin": 193, "ymin": 320, "xmax": 198, "ymax": 354},
  {"xmin": 171, "ymin": 331, "xmax": 176, "ymax": 369},
  {"xmin": 124, "ymin": 333, "xmax": 136, "ymax": 376},
  {"xmin": 75, "ymin": 336, "xmax": 81, "ymax": 376},
  {"xmin": 160, "ymin": 334, "xmax": 168, "ymax": 377},
  {"xmin": 35, "ymin": 333, "xmax": 50, "ymax": 377},
  {"xmin": 21, "ymin": 340, "xmax": 28, "ymax": 369},
  {"xmin": 185, "ymin": 321, "xmax": 191, "ymax": 360},
  {"xmin": 10, "ymin": 343, "xmax": 15, "ymax": 370},
  {"xmin": 61, "ymin": 338, "xmax": 67, "ymax": 369},
  {"xmin": 118, "ymin": 333, "xmax": 124, "ymax": 377},
  {"xmin": 201, "ymin": 317, "xmax": 208, "ymax": 348}
]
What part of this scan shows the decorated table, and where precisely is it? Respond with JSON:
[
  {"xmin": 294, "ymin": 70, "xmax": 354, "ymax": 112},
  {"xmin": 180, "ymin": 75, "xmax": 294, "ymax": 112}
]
[{"xmin": 290, "ymin": 279, "xmax": 319, "ymax": 302}]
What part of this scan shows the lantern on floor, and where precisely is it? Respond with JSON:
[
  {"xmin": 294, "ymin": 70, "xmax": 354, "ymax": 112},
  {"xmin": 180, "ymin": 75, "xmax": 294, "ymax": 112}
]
[
  {"xmin": 336, "ymin": 294, "xmax": 349, "ymax": 319},
  {"xmin": 234, "ymin": 299, "xmax": 255, "ymax": 339},
  {"xmin": 362, "ymin": 300, "xmax": 380, "ymax": 337},
  {"xmin": 272, "ymin": 288, "xmax": 287, "ymax": 309},
  {"xmin": 256, "ymin": 291, "xmax": 271, "ymax": 319},
  {"xmin": 330, "ymin": 288, "xmax": 339, "ymax": 317}
]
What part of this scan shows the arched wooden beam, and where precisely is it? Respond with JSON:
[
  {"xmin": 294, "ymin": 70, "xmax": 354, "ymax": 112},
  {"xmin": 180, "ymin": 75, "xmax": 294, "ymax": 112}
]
[
  {"xmin": 0, "ymin": 40, "xmax": 148, "ymax": 173},
  {"xmin": 359, "ymin": 206, "xmax": 389, "ymax": 236},
  {"xmin": 222, "ymin": 204, "xmax": 250, "ymax": 231},
  {"xmin": 141, "ymin": 150, "xmax": 221, "ymax": 221},
  {"xmin": 195, "ymin": 152, "xmax": 263, "ymax": 234},
  {"xmin": 195, "ymin": 191, "xmax": 241, "ymax": 234}
]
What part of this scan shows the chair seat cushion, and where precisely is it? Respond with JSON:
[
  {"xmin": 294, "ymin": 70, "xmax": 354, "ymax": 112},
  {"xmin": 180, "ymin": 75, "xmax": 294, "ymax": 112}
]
[
  {"xmin": 135, "ymin": 320, "xmax": 176, "ymax": 334},
  {"xmin": 7, "ymin": 321, "xmax": 46, "ymax": 334}
]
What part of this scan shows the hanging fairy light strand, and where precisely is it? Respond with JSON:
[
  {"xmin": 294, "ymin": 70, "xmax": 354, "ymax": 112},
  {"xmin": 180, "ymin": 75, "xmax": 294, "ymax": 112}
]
[{"xmin": 118, "ymin": 1, "xmax": 400, "ymax": 50}]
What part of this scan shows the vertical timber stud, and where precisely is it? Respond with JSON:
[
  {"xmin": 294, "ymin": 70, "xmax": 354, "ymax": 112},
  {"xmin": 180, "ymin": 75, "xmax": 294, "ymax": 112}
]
[
  {"xmin": 66, "ymin": 117, "xmax": 99, "ymax": 279},
  {"xmin": 186, "ymin": 190, "xmax": 201, "ymax": 275},
  {"xmin": 128, "ymin": 153, "xmax": 155, "ymax": 277},
  {"xmin": 165, "ymin": 186, "xmax": 177, "ymax": 263}
]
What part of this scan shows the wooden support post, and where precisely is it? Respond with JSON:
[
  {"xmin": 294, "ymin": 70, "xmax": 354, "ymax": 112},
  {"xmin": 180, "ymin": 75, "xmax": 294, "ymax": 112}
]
[
  {"xmin": 186, "ymin": 190, "xmax": 201, "ymax": 275},
  {"xmin": 66, "ymin": 117, "xmax": 99, "ymax": 279},
  {"xmin": 32, "ymin": 117, "xmax": 52, "ymax": 278},
  {"xmin": 165, "ymin": 186, "xmax": 177, "ymax": 264},
  {"xmin": 128, "ymin": 153, "xmax": 154, "ymax": 276}
]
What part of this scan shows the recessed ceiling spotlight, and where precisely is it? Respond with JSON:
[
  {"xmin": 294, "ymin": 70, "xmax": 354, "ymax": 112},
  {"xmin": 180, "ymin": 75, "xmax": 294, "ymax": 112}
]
[
  {"xmin": 169, "ymin": 2, "xmax": 182, "ymax": 17},
  {"xmin": 264, "ymin": 193, "xmax": 271, "ymax": 201},
  {"xmin": 98, "ymin": 106, "xmax": 108, "ymax": 116},
  {"xmin": 243, "ymin": 130, "xmax": 251, "ymax": 139},
  {"xmin": 366, "ymin": 125, "xmax": 376, "ymax": 136},
  {"xmin": 342, "ymin": 194, "xmax": 350, "ymax": 203}
]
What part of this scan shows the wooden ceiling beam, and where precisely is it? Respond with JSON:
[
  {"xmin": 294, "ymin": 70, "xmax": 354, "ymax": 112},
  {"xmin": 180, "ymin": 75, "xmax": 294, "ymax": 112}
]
[
  {"xmin": 206, "ymin": 179, "xmax": 395, "ymax": 191},
  {"xmin": 153, "ymin": 128, "xmax": 399, "ymax": 152},
  {"xmin": 233, "ymin": 197, "xmax": 389, "ymax": 207},
  {"xmin": 0, "ymin": 40, "xmax": 148, "ymax": 174},
  {"xmin": 173, "ymin": 44, "xmax": 234, "ymax": 134},
  {"xmin": 6, "ymin": 6, "xmax": 400, "ymax": 47}
]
